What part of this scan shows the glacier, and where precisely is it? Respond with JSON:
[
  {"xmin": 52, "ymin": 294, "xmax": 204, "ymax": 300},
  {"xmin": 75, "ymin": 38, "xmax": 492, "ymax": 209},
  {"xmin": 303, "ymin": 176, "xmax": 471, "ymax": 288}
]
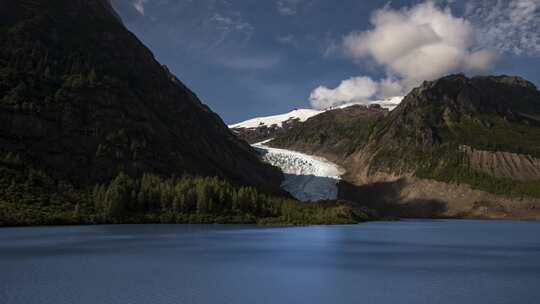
[{"xmin": 253, "ymin": 140, "xmax": 344, "ymax": 202}]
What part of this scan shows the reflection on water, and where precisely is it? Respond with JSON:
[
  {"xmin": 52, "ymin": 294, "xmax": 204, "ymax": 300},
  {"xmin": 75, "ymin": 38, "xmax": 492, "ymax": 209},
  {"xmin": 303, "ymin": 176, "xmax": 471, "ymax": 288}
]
[{"xmin": 1, "ymin": 220, "xmax": 540, "ymax": 304}]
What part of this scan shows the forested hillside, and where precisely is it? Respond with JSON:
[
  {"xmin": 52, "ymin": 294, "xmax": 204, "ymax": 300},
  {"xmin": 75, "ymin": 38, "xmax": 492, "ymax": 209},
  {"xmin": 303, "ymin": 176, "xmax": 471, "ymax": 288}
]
[{"xmin": 0, "ymin": 0, "xmax": 375, "ymax": 226}]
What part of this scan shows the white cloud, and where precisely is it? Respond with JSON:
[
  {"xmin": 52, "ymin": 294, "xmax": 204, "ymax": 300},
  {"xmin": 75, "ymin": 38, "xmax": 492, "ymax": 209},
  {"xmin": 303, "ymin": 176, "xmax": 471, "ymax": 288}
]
[
  {"xmin": 343, "ymin": 1, "xmax": 496, "ymax": 87},
  {"xmin": 465, "ymin": 0, "xmax": 540, "ymax": 56},
  {"xmin": 309, "ymin": 77, "xmax": 378, "ymax": 109},
  {"xmin": 378, "ymin": 77, "xmax": 404, "ymax": 98},
  {"xmin": 464, "ymin": 50, "xmax": 499, "ymax": 71},
  {"xmin": 309, "ymin": 1, "xmax": 499, "ymax": 109}
]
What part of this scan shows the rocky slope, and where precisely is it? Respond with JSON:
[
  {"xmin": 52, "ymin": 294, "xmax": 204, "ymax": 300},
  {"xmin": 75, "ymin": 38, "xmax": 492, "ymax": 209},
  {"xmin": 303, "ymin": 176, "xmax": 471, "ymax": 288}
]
[
  {"xmin": 0, "ymin": 0, "xmax": 286, "ymax": 224},
  {"xmin": 264, "ymin": 75, "xmax": 540, "ymax": 219}
]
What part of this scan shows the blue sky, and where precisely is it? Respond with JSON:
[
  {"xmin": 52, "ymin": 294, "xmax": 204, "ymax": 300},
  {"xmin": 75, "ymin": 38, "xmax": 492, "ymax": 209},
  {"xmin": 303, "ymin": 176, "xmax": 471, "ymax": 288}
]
[{"xmin": 111, "ymin": 0, "xmax": 540, "ymax": 124}]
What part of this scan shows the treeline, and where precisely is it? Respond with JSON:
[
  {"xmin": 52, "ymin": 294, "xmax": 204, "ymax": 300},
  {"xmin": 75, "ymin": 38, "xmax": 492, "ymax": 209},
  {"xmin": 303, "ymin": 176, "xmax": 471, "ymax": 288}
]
[
  {"xmin": 0, "ymin": 165, "xmax": 372, "ymax": 226},
  {"xmin": 91, "ymin": 173, "xmax": 371, "ymax": 225}
]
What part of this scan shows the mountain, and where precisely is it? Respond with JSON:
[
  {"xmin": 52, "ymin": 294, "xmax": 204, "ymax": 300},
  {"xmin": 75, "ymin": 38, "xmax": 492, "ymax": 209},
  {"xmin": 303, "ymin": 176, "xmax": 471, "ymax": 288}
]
[
  {"xmin": 259, "ymin": 75, "xmax": 540, "ymax": 219},
  {"xmin": 0, "ymin": 0, "xmax": 375, "ymax": 227},
  {"xmin": 0, "ymin": 0, "xmax": 319, "ymax": 225},
  {"xmin": 268, "ymin": 104, "xmax": 388, "ymax": 163},
  {"xmin": 0, "ymin": 0, "xmax": 284, "ymax": 188},
  {"xmin": 229, "ymin": 108, "xmax": 322, "ymax": 144},
  {"xmin": 230, "ymin": 98, "xmax": 400, "ymax": 144}
]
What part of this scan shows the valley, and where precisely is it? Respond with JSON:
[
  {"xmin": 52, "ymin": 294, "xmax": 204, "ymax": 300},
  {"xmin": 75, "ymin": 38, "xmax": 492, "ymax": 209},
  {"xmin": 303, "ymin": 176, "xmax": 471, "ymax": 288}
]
[
  {"xmin": 231, "ymin": 75, "xmax": 540, "ymax": 220},
  {"xmin": 2, "ymin": 1, "xmax": 540, "ymax": 303}
]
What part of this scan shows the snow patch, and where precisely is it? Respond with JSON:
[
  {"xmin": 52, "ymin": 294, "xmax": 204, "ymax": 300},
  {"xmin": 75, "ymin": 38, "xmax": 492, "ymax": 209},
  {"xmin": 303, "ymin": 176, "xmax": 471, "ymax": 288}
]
[
  {"xmin": 334, "ymin": 96, "xmax": 404, "ymax": 111},
  {"xmin": 229, "ymin": 96, "xmax": 403, "ymax": 130},
  {"xmin": 229, "ymin": 108, "xmax": 322, "ymax": 129},
  {"xmin": 253, "ymin": 140, "xmax": 344, "ymax": 202}
]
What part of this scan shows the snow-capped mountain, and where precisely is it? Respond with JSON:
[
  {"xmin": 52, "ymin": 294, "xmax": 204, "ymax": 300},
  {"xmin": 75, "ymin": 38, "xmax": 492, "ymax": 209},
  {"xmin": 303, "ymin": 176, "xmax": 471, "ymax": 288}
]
[
  {"xmin": 229, "ymin": 97, "xmax": 402, "ymax": 129},
  {"xmin": 253, "ymin": 140, "xmax": 343, "ymax": 201},
  {"xmin": 229, "ymin": 108, "xmax": 323, "ymax": 129},
  {"xmin": 231, "ymin": 98, "xmax": 403, "ymax": 201},
  {"xmin": 229, "ymin": 97, "xmax": 403, "ymax": 144}
]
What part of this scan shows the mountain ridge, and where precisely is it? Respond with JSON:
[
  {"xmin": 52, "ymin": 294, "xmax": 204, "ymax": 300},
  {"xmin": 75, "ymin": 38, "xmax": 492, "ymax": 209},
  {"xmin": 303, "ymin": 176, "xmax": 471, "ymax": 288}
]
[
  {"xmin": 230, "ymin": 98, "xmax": 400, "ymax": 145},
  {"xmin": 234, "ymin": 74, "xmax": 540, "ymax": 219},
  {"xmin": 0, "ymin": 0, "xmax": 282, "ymax": 188}
]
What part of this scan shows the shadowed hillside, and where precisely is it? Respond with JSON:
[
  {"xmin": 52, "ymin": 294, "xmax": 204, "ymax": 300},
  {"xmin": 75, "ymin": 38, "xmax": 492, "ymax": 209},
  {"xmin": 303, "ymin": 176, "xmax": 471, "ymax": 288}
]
[{"xmin": 0, "ymin": 0, "xmax": 382, "ymax": 225}]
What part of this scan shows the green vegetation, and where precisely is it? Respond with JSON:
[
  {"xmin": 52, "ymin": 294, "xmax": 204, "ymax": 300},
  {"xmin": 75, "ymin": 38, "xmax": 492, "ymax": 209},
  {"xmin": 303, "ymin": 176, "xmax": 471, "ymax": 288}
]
[
  {"xmin": 446, "ymin": 115, "xmax": 540, "ymax": 158},
  {"xmin": 372, "ymin": 143, "xmax": 540, "ymax": 199},
  {"xmin": 365, "ymin": 78, "xmax": 540, "ymax": 200},
  {"xmin": 414, "ymin": 146, "xmax": 540, "ymax": 199},
  {"xmin": 0, "ymin": 162, "xmax": 371, "ymax": 226},
  {"xmin": 271, "ymin": 106, "xmax": 384, "ymax": 157}
]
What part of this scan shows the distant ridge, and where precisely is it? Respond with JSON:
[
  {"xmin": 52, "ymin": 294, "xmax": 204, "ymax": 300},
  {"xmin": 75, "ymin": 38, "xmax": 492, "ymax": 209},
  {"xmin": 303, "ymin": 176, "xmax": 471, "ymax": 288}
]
[
  {"xmin": 229, "ymin": 97, "xmax": 402, "ymax": 144},
  {"xmin": 258, "ymin": 74, "xmax": 540, "ymax": 219}
]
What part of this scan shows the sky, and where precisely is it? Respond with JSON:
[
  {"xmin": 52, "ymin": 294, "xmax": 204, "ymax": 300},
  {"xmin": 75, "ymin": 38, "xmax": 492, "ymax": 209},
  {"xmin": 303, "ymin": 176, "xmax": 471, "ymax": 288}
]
[{"xmin": 111, "ymin": 0, "xmax": 540, "ymax": 124}]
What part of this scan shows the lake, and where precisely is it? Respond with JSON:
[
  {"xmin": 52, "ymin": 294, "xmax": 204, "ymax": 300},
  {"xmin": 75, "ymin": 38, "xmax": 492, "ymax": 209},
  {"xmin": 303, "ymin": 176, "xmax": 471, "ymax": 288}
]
[{"xmin": 1, "ymin": 220, "xmax": 539, "ymax": 304}]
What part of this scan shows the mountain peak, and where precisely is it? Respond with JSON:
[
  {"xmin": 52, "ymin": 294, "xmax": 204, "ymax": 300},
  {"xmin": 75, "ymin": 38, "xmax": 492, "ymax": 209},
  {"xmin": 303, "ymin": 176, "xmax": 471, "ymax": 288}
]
[
  {"xmin": 0, "ymin": 0, "xmax": 281, "ymax": 189},
  {"xmin": 397, "ymin": 74, "xmax": 540, "ymax": 116}
]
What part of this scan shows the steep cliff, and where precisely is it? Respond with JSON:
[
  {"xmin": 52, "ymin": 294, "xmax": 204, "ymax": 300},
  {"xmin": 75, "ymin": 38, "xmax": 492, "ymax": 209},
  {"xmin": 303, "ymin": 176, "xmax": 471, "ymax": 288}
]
[{"xmin": 0, "ymin": 0, "xmax": 286, "ymax": 224}]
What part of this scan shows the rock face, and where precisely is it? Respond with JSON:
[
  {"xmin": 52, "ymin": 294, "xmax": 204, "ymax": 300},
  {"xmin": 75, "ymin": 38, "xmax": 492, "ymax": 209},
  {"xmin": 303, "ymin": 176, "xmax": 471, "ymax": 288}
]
[
  {"xmin": 461, "ymin": 145, "xmax": 540, "ymax": 181},
  {"xmin": 0, "ymin": 0, "xmax": 281, "ymax": 191},
  {"xmin": 267, "ymin": 75, "xmax": 540, "ymax": 219}
]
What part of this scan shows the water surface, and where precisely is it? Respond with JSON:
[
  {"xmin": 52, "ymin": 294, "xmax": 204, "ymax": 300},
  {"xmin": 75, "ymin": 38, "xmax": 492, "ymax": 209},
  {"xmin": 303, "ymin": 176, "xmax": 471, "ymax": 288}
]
[{"xmin": 1, "ymin": 220, "xmax": 539, "ymax": 304}]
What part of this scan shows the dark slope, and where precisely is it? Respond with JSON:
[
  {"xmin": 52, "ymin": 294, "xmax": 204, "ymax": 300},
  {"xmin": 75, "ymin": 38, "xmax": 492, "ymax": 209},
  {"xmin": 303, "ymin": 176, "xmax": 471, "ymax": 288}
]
[
  {"xmin": 0, "ymin": 0, "xmax": 281, "ymax": 187},
  {"xmin": 0, "ymin": 0, "xmax": 310, "ymax": 225}
]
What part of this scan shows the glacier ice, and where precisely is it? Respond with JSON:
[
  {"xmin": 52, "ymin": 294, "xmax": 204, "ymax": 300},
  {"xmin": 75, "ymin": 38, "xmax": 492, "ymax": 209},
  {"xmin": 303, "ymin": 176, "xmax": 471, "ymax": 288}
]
[{"xmin": 253, "ymin": 140, "xmax": 344, "ymax": 202}]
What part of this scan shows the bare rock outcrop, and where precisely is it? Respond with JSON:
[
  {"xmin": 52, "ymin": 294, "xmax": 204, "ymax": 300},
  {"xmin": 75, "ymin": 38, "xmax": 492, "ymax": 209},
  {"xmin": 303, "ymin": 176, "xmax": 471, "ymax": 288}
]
[{"xmin": 461, "ymin": 145, "xmax": 540, "ymax": 181}]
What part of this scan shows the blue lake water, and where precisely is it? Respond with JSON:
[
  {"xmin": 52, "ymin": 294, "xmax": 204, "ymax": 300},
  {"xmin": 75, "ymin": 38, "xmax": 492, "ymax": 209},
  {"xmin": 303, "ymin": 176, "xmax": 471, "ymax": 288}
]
[{"xmin": 1, "ymin": 220, "xmax": 540, "ymax": 304}]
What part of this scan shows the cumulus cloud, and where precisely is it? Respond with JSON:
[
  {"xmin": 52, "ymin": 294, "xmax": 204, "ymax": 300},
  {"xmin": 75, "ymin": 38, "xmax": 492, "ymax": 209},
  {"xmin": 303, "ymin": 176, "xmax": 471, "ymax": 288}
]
[
  {"xmin": 343, "ymin": 1, "xmax": 496, "ymax": 85},
  {"xmin": 465, "ymin": 0, "xmax": 540, "ymax": 56},
  {"xmin": 464, "ymin": 50, "xmax": 499, "ymax": 71},
  {"xmin": 310, "ymin": 1, "xmax": 498, "ymax": 109},
  {"xmin": 310, "ymin": 77, "xmax": 378, "ymax": 109}
]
